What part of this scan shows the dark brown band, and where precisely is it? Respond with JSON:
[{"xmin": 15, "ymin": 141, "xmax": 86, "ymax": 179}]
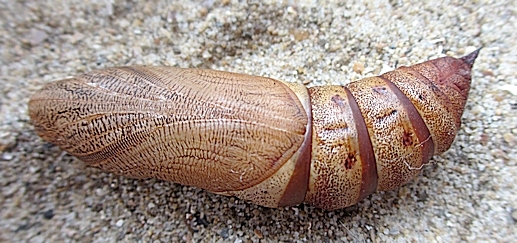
[
  {"xmin": 277, "ymin": 94, "xmax": 313, "ymax": 207},
  {"xmin": 380, "ymin": 76, "xmax": 435, "ymax": 166},
  {"xmin": 343, "ymin": 86, "xmax": 378, "ymax": 201}
]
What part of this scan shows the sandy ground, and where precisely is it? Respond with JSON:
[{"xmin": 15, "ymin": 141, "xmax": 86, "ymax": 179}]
[{"xmin": 1, "ymin": 0, "xmax": 516, "ymax": 242}]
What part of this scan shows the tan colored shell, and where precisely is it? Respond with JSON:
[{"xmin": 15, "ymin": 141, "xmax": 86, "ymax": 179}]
[
  {"xmin": 28, "ymin": 50, "xmax": 479, "ymax": 210},
  {"xmin": 28, "ymin": 67, "xmax": 312, "ymax": 207}
]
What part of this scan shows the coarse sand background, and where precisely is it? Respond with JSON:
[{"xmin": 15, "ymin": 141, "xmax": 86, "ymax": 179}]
[{"xmin": 1, "ymin": 0, "xmax": 516, "ymax": 242}]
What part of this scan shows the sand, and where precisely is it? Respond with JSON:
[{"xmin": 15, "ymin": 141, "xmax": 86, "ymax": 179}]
[{"xmin": 1, "ymin": 0, "xmax": 516, "ymax": 242}]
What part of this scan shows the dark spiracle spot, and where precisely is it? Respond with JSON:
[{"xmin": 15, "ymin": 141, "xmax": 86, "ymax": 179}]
[
  {"xmin": 373, "ymin": 86, "xmax": 388, "ymax": 95},
  {"xmin": 378, "ymin": 109, "xmax": 397, "ymax": 121},
  {"xmin": 331, "ymin": 94, "xmax": 345, "ymax": 107},
  {"xmin": 344, "ymin": 153, "xmax": 356, "ymax": 170},
  {"xmin": 402, "ymin": 131, "xmax": 413, "ymax": 147}
]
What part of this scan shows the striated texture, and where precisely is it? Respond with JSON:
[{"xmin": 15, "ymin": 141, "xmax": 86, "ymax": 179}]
[{"xmin": 29, "ymin": 67, "xmax": 309, "ymax": 194}]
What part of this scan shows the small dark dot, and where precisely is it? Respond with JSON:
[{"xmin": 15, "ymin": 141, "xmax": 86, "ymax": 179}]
[{"xmin": 43, "ymin": 209, "xmax": 54, "ymax": 219}]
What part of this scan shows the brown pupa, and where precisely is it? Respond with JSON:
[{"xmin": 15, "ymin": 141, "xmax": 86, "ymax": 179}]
[{"xmin": 28, "ymin": 49, "xmax": 479, "ymax": 210}]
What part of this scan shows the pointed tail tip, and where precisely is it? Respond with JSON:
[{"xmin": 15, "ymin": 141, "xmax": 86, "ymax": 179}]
[{"xmin": 460, "ymin": 47, "xmax": 482, "ymax": 66}]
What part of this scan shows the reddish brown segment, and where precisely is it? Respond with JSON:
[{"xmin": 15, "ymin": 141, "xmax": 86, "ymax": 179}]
[
  {"xmin": 343, "ymin": 86, "xmax": 378, "ymax": 201},
  {"xmin": 346, "ymin": 77, "xmax": 431, "ymax": 191},
  {"xmin": 382, "ymin": 50, "xmax": 478, "ymax": 154},
  {"xmin": 306, "ymin": 85, "xmax": 379, "ymax": 209},
  {"xmin": 28, "ymin": 67, "xmax": 309, "ymax": 193},
  {"xmin": 381, "ymin": 77, "xmax": 435, "ymax": 168},
  {"xmin": 277, "ymin": 102, "xmax": 312, "ymax": 207}
]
